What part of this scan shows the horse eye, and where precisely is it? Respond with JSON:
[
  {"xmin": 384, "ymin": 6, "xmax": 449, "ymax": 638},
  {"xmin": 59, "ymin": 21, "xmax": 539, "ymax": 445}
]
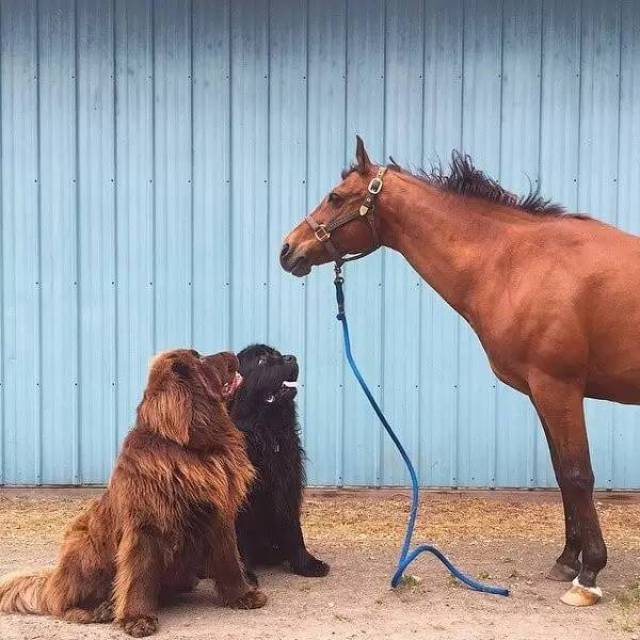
[
  {"xmin": 190, "ymin": 349, "xmax": 199, "ymax": 358},
  {"xmin": 328, "ymin": 192, "xmax": 342, "ymax": 205}
]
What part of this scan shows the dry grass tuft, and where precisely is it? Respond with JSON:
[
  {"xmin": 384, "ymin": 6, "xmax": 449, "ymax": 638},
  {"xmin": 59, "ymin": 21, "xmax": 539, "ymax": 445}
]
[
  {"xmin": 301, "ymin": 493, "xmax": 640, "ymax": 549},
  {"xmin": 0, "ymin": 491, "xmax": 639, "ymax": 554}
]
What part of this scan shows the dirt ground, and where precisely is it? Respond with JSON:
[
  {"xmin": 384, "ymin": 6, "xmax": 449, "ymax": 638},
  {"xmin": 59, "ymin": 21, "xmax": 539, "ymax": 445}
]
[{"xmin": 0, "ymin": 488, "xmax": 639, "ymax": 640}]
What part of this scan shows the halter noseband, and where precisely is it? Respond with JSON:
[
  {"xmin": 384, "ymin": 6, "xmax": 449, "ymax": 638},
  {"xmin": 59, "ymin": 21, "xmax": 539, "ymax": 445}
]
[{"xmin": 305, "ymin": 166, "xmax": 387, "ymax": 266}]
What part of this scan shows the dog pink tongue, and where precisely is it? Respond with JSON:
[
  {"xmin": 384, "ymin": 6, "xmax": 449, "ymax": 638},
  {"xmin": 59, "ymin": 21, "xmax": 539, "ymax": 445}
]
[
  {"xmin": 223, "ymin": 372, "xmax": 243, "ymax": 399},
  {"xmin": 231, "ymin": 372, "xmax": 243, "ymax": 393}
]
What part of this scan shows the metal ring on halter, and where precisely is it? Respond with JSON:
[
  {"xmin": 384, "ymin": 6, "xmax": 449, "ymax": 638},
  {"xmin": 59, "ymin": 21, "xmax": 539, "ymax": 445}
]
[{"xmin": 367, "ymin": 176, "xmax": 383, "ymax": 195}]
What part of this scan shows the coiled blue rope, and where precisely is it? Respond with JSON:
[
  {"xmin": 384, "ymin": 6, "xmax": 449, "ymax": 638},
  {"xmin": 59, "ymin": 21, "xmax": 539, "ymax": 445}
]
[{"xmin": 333, "ymin": 266, "xmax": 509, "ymax": 596}]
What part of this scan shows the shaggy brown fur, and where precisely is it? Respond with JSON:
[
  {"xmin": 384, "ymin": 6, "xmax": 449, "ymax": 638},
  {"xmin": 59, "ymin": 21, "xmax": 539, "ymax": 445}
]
[{"xmin": 0, "ymin": 349, "xmax": 266, "ymax": 637}]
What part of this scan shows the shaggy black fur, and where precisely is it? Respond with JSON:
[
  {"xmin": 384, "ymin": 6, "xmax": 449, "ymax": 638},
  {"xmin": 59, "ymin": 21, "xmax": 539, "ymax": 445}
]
[{"xmin": 231, "ymin": 344, "xmax": 329, "ymax": 585}]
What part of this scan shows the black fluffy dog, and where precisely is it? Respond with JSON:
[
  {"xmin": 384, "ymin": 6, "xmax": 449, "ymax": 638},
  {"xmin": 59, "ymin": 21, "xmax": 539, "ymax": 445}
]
[{"xmin": 231, "ymin": 344, "xmax": 329, "ymax": 584}]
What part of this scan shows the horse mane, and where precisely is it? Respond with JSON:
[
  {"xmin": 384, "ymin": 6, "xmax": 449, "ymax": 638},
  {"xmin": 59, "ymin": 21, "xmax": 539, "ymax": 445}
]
[
  {"xmin": 398, "ymin": 152, "xmax": 566, "ymax": 216},
  {"xmin": 344, "ymin": 151, "xmax": 569, "ymax": 216}
]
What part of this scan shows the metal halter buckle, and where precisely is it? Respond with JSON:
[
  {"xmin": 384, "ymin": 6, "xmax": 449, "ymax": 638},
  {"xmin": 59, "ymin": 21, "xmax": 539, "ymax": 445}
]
[
  {"xmin": 314, "ymin": 225, "xmax": 331, "ymax": 242},
  {"xmin": 368, "ymin": 177, "xmax": 383, "ymax": 195}
]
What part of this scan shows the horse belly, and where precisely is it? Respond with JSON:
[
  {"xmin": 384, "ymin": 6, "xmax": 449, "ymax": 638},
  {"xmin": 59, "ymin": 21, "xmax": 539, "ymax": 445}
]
[
  {"xmin": 585, "ymin": 369, "xmax": 640, "ymax": 405},
  {"xmin": 585, "ymin": 299, "xmax": 640, "ymax": 404}
]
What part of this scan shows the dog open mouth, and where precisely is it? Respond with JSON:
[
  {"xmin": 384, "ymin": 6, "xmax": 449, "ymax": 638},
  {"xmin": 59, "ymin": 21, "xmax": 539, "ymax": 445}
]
[
  {"xmin": 281, "ymin": 379, "xmax": 298, "ymax": 395},
  {"xmin": 222, "ymin": 372, "xmax": 243, "ymax": 399},
  {"xmin": 279, "ymin": 378, "xmax": 298, "ymax": 399},
  {"xmin": 266, "ymin": 379, "xmax": 298, "ymax": 404}
]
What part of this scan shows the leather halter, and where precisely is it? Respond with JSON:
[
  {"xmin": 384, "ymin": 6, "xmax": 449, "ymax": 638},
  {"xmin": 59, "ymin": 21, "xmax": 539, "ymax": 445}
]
[{"xmin": 305, "ymin": 166, "xmax": 387, "ymax": 266}]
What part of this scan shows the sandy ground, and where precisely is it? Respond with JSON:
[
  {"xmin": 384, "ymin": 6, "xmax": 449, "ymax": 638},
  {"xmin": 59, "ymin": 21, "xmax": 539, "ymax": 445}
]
[{"xmin": 0, "ymin": 488, "xmax": 639, "ymax": 640}]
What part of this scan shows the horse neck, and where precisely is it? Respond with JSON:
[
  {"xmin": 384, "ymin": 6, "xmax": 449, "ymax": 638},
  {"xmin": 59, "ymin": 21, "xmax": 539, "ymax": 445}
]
[{"xmin": 377, "ymin": 174, "xmax": 513, "ymax": 320}]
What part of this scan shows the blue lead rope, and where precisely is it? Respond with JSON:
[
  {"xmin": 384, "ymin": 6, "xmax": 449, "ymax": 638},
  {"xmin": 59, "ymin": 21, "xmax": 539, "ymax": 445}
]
[{"xmin": 333, "ymin": 267, "xmax": 509, "ymax": 596}]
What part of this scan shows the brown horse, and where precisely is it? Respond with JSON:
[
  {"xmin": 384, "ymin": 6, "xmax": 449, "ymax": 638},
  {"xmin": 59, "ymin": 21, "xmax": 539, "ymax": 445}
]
[{"xmin": 280, "ymin": 136, "xmax": 640, "ymax": 607}]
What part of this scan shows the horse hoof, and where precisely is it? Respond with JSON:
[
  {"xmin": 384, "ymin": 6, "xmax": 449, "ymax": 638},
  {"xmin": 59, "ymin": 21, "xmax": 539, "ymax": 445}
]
[
  {"xmin": 560, "ymin": 578, "xmax": 602, "ymax": 607},
  {"xmin": 547, "ymin": 562, "xmax": 579, "ymax": 582}
]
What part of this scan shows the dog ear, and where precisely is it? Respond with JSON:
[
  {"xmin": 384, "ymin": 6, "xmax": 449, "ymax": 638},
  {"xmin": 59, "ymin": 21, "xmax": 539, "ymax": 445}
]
[
  {"xmin": 139, "ymin": 373, "xmax": 192, "ymax": 446},
  {"xmin": 195, "ymin": 365, "xmax": 223, "ymax": 403},
  {"xmin": 171, "ymin": 360, "xmax": 192, "ymax": 380},
  {"xmin": 197, "ymin": 352, "xmax": 237, "ymax": 402}
]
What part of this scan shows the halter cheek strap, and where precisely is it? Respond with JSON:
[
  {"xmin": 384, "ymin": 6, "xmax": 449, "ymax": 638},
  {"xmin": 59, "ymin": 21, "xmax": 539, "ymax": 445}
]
[{"xmin": 305, "ymin": 166, "xmax": 387, "ymax": 266}]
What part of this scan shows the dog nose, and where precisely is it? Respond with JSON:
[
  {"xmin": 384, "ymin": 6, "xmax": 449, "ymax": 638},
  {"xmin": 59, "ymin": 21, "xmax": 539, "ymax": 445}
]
[{"xmin": 283, "ymin": 354, "xmax": 296, "ymax": 364}]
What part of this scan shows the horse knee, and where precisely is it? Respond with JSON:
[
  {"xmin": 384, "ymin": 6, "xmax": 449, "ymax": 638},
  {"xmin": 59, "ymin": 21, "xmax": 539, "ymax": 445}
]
[{"xmin": 558, "ymin": 466, "xmax": 594, "ymax": 493}]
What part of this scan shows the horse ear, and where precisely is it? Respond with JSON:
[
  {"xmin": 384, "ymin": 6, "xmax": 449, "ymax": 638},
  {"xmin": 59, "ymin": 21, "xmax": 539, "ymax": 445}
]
[{"xmin": 355, "ymin": 135, "xmax": 371, "ymax": 173}]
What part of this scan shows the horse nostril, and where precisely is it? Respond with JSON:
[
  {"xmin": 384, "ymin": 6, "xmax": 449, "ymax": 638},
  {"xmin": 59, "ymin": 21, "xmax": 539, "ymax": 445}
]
[{"xmin": 280, "ymin": 243, "xmax": 291, "ymax": 259}]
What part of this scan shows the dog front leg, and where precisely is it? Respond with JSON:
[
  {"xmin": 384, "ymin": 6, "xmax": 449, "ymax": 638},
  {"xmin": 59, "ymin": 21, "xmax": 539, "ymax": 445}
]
[
  {"xmin": 236, "ymin": 525, "xmax": 259, "ymax": 586},
  {"xmin": 276, "ymin": 516, "xmax": 330, "ymax": 578},
  {"xmin": 113, "ymin": 527, "xmax": 162, "ymax": 637},
  {"xmin": 205, "ymin": 519, "xmax": 266, "ymax": 609}
]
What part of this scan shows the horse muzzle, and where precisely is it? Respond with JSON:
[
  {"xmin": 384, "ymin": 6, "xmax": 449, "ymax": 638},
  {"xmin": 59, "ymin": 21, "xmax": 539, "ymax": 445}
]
[{"xmin": 280, "ymin": 242, "xmax": 312, "ymax": 276}]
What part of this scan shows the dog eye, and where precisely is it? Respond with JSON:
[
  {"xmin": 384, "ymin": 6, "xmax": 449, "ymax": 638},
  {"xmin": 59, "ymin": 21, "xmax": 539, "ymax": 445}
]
[{"xmin": 258, "ymin": 356, "xmax": 267, "ymax": 366}]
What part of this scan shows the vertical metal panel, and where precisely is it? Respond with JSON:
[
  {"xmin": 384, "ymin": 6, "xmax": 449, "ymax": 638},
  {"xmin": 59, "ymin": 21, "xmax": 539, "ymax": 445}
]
[
  {"xmin": 38, "ymin": 0, "xmax": 79, "ymax": 484},
  {"xmin": 1, "ymin": 0, "xmax": 639, "ymax": 488},
  {"xmin": 77, "ymin": 0, "xmax": 116, "ymax": 483},
  {"xmin": 229, "ymin": 0, "xmax": 269, "ymax": 349},
  {"xmin": 153, "ymin": 0, "xmax": 192, "ymax": 350},
  {"xmin": 266, "ymin": 0, "xmax": 306, "ymax": 371},
  {"xmin": 1, "ymin": 0, "xmax": 40, "ymax": 484},
  {"xmin": 192, "ymin": 0, "xmax": 232, "ymax": 353},
  {"xmin": 114, "ymin": 0, "xmax": 154, "ymax": 444},
  {"xmin": 303, "ymin": 0, "xmax": 347, "ymax": 486}
]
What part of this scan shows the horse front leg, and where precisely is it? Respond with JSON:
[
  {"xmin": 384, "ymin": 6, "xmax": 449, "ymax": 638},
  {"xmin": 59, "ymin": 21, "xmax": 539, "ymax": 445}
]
[
  {"xmin": 531, "ymin": 404, "xmax": 582, "ymax": 581},
  {"xmin": 530, "ymin": 376, "xmax": 607, "ymax": 606}
]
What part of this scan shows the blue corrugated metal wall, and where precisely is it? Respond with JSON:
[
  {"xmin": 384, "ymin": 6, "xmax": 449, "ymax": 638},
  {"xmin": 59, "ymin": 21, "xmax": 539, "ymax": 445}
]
[{"xmin": 1, "ymin": 0, "xmax": 639, "ymax": 487}]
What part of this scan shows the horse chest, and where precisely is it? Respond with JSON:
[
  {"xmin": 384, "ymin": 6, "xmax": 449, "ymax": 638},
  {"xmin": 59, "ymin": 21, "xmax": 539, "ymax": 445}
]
[{"xmin": 468, "ymin": 321, "xmax": 531, "ymax": 394}]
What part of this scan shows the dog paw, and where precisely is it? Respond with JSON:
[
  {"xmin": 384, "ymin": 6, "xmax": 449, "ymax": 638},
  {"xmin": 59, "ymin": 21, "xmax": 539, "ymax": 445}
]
[
  {"xmin": 93, "ymin": 600, "xmax": 114, "ymax": 623},
  {"xmin": 292, "ymin": 556, "xmax": 330, "ymax": 578},
  {"xmin": 228, "ymin": 588, "xmax": 267, "ymax": 610},
  {"xmin": 62, "ymin": 608, "xmax": 95, "ymax": 624},
  {"xmin": 121, "ymin": 615, "xmax": 159, "ymax": 637}
]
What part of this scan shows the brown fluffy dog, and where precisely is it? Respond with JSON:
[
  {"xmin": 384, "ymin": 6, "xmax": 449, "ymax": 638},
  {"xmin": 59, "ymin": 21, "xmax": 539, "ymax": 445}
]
[{"xmin": 0, "ymin": 349, "xmax": 266, "ymax": 637}]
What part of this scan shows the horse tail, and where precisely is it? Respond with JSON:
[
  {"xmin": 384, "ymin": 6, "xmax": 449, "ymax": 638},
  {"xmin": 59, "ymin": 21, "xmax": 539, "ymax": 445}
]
[{"xmin": 0, "ymin": 568, "xmax": 52, "ymax": 615}]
